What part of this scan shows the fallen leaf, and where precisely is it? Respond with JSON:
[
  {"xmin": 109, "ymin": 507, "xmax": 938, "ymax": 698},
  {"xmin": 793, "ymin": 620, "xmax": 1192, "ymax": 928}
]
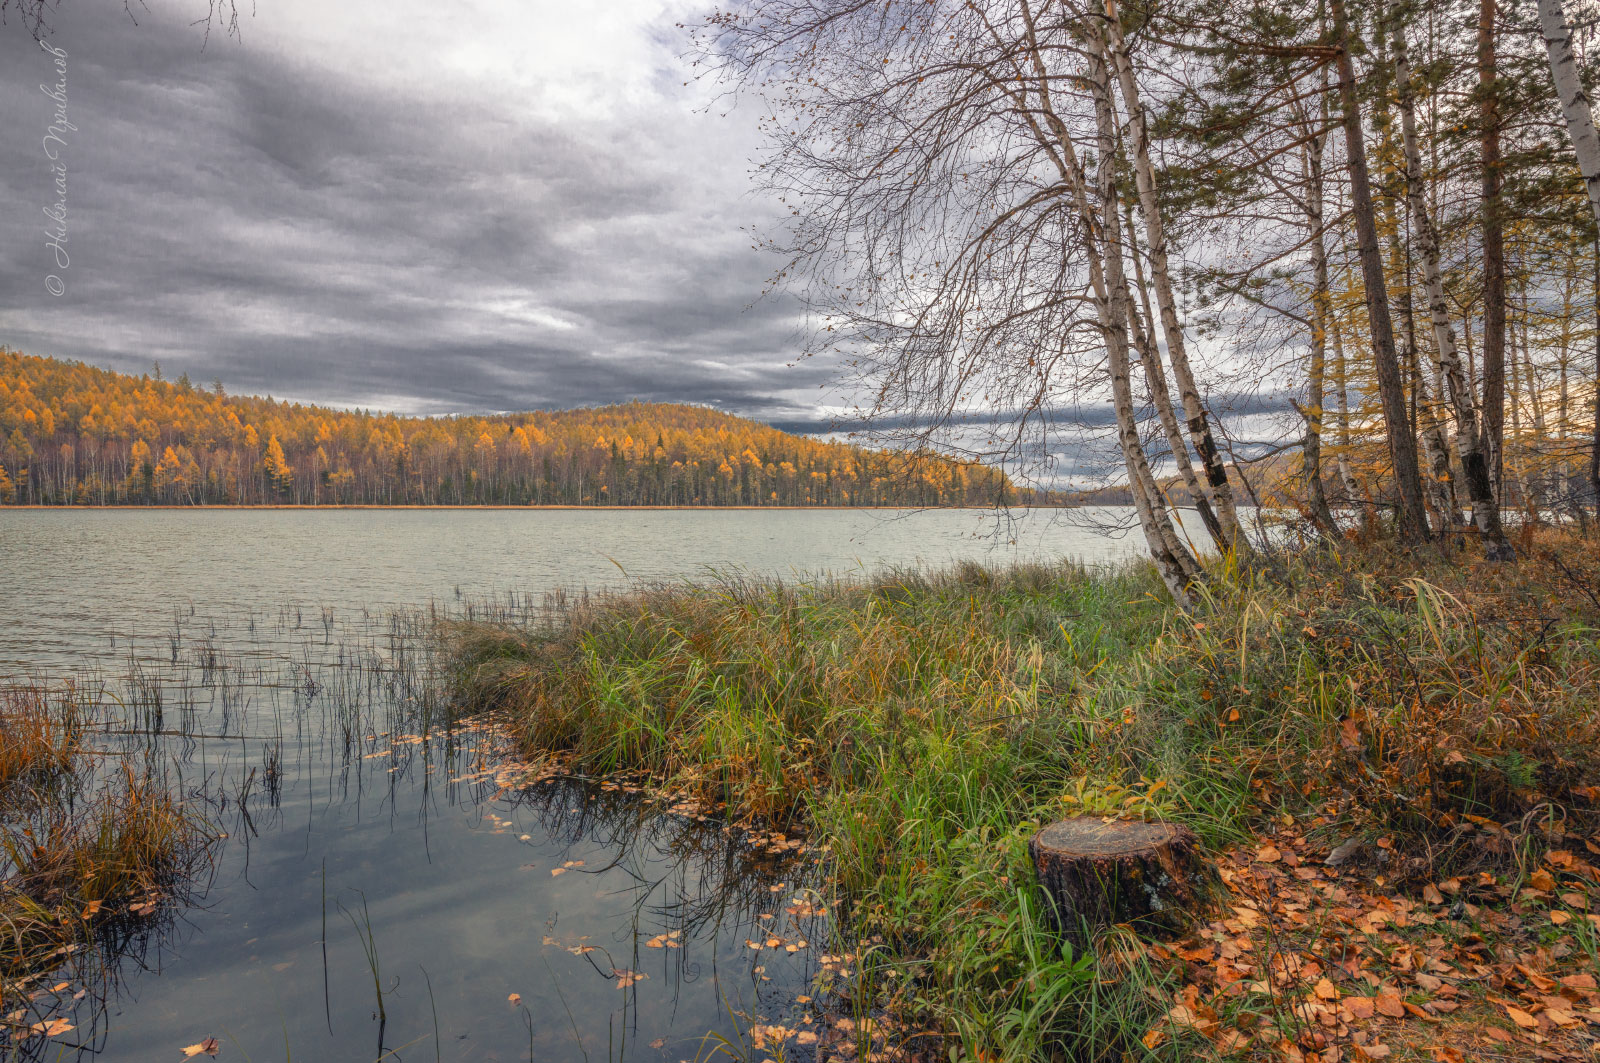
[
  {"xmin": 1503, "ymin": 1005, "xmax": 1539, "ymax": 1029},
  {"xmin": 1376, "ymin": 992, "xmax": 1405, "ymax": 1018},
  {"xmin": 181, "ymin": 1038, "xmax": 220, "ymax": 1057},
  {"xmin": 28, "ymin": 1019, "xmax": 74, "ymax": 1038},
  {"xmin": 1529, "ymin": 869, "xmax": 1557, "ymax": 892},
  {"xmin": 1314, "ymin": 977, "xmax": 1339, "ymax": 1001},
  {"xmin": 508, "ymin": 993, "xmax": 521, "ymax": 1007},
  {"xmin": 1257, "ymin": 844, "xmax": 1282, "ymax": 864},
  {"xmin": 613, "ymin": 968, "xmax": 648, "ymax": 989},
  {"xmin": 550, "ymin": 868, "xmax": 567, "ymax": 877},
  {"xmin": 1344, "ymin": 996, "xmax": 1375, "ymax": 1019}
]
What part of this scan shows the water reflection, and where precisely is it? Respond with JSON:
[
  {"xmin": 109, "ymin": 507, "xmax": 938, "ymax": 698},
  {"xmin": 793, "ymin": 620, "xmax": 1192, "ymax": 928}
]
[{"xmin": 2, "ymin": 599, "xmax": 826, "ymax": 1062}]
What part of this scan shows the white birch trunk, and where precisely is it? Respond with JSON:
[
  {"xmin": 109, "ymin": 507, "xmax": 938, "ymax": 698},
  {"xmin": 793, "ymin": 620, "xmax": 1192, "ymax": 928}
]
[
  {"xmin": 1392, "ymin": 19, "xmax": 1509, "ymax": 549},
  {"xmin": 1539, "ymin": 0, "xmax": 1600, "ymax": 230},
  {"xmin": 1101, "ymin": 0, "xmax": 1246, "ymax": 555}
]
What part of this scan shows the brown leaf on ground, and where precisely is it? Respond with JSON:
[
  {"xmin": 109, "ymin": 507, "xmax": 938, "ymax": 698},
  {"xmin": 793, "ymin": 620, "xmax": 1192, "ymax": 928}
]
[{"xmin": 1503, "ymin": 1004, "xmax": 1538, "ymax": 1029}]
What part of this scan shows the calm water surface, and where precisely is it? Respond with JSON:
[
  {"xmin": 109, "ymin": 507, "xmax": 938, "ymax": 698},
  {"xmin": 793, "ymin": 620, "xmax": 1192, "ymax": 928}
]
[{"xmin": 0, "ymin": 508, "xmax": 1161, "ymax": 1062}]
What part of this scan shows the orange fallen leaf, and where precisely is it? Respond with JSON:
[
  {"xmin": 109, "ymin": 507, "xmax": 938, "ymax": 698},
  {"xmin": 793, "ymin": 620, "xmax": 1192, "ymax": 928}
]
[
  {"xmin": 28, "ymin": 1019, "xmax": 74, "ymax": 1038},
  {"xmin": 1344, "ymin": 996, "xmax": 1375, "ymax": 1019},
  {"xmin": 550, "ymin": 868, "xmax": 567, "ymax": 877},
  {"xmin": 1503, "ymin": 1005, "xmax": 1538, "ymax": 1029},
  {"xmin": 507, "ymin": 993, "xmax": 521, "ymax": 1007},
  {"xmin": 1529, "ymin": 869, "xmax": 1557, "ymax": 892},
  {"xmin": 1313, "ymin": 977, "xmax": 1339, "ymax": 1001},
  {"xmin": 1375, "ymin": 992, "xmax": 1405, "ymax": 1018},
  {"xmin": 181, "ymin": 1037, "xmax": 220, "ymax": 1057},
  {"xmin": 1256, "ymin": 845, "xmax": 1282, "ymax": 864}
]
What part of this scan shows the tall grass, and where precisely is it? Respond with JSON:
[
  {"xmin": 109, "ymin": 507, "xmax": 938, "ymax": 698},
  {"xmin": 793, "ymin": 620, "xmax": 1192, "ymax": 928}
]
[
  {"xmin": 0, "ymin": 689, "xmax": 83, "ymax": 797},
  {"xmin": 446, "ymin": 532, "xmax": 1600, "ymax": 1061},
  {"xmin": 1, "ymin": 688, "xmax": 215, "ymax": 1025}
]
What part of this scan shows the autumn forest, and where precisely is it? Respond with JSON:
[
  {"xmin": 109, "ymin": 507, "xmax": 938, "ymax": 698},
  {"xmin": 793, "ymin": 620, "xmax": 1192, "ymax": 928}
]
[{"xmin": 0, "ymin": 351, "xmax": 1021, "ymax": 507}]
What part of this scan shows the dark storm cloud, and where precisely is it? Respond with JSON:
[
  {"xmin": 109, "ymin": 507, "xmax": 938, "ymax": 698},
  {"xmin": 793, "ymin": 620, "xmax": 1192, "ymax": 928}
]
[{"xmin": 0, "ymin": 3, "xmax": 821, "ymax": 418}]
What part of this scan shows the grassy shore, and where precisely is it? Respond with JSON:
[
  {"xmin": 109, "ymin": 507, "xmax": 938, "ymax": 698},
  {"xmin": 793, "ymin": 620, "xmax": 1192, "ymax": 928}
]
[
  {"xmin": 448, "ymin": 529, "xmax": 1600, "ymax": 1061},
  {"xmin": 0, "ymin": 687, "xmax": 213, "ymax": 1040}
]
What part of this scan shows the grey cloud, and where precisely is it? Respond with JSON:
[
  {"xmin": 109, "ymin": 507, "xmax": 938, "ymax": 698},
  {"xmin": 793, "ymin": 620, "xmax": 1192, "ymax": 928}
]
[{"xmin": 1, "ymin": 2, "xmax": 811, "ymax": 418}]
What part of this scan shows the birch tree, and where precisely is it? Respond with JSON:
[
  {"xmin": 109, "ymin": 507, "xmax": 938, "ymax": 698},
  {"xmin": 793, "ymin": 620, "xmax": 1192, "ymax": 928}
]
[
  {"xmin": 1537, "ymin": 0, "xmax": 1600, "ymax": 512},
  {"xmin": 696, "ymin": 0, "xmax": 1205, "ymax": 600},
  {"xmin": 1391, "ymin": 13, "xmax": 1515, "ymax": 556}
]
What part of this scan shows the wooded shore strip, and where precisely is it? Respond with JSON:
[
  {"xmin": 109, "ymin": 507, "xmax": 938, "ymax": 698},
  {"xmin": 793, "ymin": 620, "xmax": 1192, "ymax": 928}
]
[
  {"xmin": 0, "ymin": 352, "xmax": 1049, "ymax": 508},
  {"xmin": 0, "ymin": 503, "xmax": 1072, "ymax": 511}
]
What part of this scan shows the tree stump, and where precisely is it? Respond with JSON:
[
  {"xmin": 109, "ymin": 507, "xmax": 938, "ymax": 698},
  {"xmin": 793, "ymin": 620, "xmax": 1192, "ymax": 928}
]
[{"xmin": 1028, "ymin": 817, "xmax": 1212, "ymax": 940}]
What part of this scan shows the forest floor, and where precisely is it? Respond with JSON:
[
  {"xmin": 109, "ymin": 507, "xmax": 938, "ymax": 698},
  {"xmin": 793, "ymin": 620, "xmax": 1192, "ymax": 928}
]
[{"xmin": 448, "ymin": 522, "xmax": 1600, "ymax": 1062}]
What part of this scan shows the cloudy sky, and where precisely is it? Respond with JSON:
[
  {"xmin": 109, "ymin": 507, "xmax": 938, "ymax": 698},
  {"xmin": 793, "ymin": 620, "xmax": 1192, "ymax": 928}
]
[{"xmin": 0, "ymin": 0, "xmax": 839, "ymax": 423}]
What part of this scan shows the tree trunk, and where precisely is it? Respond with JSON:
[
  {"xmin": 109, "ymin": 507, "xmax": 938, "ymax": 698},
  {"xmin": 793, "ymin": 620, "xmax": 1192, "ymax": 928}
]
[
  {"xmin": 1538, "ymin": 0, "xmax": 1600, "ymax": 228},
  {"xmin": 1020, "ymin": 15, "xmax": 1199, "ymax": 602},
  {"xmin": 1101, "ymin": 0, "xmax": 1247, "ymax": 557},
  {"xmin": 1127, "ymin": 283, "xmax": 1209, "ymax": 571},
  {"xmin": 1480, "ymin": 0, "xmax": 1509, "ymax": 510},
  {"xmin": 1333, "ymin": 0, "xmax": 1432, "ymax": 543},
  {"xmin": 1373, "ymin": 44, "xmax": 1458, "ymax": 529},
  {"xmin": 1332, "ymin": 314, "xmax": 1376, "ymax": 532},
  {"xmin": 1300, "ymin": 98, "xmax": 1341, "ymax": 536},
  {"xmin": 1029, "ymin": 817, "xmax": 1212, "ymax": 939},
  {"xmin": 1535, "ymin": 0, "xmax": 1600, "ymax": 515},
  {"xmin": 1125, "ymin": 202, "xmax": 1226, "ymax": 546},
  {"xmin": 1084, "ymin": 31, "xmax": 1202, "ymax": 599}
]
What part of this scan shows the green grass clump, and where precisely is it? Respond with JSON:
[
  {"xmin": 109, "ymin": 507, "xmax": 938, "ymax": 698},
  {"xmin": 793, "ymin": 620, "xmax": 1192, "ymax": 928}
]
[{"xmin": 446, "ymin": 533, "xmax": 1600, "ymax": 1061}]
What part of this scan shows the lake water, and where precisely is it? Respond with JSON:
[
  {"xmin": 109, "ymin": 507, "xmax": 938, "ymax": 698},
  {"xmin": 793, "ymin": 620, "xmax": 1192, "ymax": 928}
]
[{"xmin": 0, "ymin": 507, "xmax": 1165, "ymax": 1062}]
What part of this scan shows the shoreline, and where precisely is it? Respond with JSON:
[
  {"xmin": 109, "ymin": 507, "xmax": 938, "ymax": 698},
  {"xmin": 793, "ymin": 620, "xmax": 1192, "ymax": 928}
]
[{"xmin": 0, "ymin": 503, "xmax": 1079, "ymax": 512}]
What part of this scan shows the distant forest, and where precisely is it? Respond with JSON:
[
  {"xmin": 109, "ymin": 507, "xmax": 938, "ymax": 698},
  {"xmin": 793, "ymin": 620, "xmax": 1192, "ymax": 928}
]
[{"xmin": 0, "ymin": 352, "xmax": 1030, "ymax": 507}]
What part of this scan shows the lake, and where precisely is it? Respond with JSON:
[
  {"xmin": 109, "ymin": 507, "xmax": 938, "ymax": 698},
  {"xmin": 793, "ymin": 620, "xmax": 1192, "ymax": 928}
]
[{"xmin": 0, "ymin": 507, "xmax": 1169, "ymax": 1062}]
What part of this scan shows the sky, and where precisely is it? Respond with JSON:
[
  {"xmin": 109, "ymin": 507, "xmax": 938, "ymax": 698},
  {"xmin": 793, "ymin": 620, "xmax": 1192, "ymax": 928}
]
[{"xmin": 0, "ymin": 0, "xmax": 838, "ymax": 424}]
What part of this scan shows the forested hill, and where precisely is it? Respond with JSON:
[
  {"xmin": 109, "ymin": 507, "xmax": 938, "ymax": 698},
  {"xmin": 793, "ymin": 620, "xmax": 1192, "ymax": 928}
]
[{"xmin": 0, "ymin": 351, "xmax": 1025, "ymax": 507}]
